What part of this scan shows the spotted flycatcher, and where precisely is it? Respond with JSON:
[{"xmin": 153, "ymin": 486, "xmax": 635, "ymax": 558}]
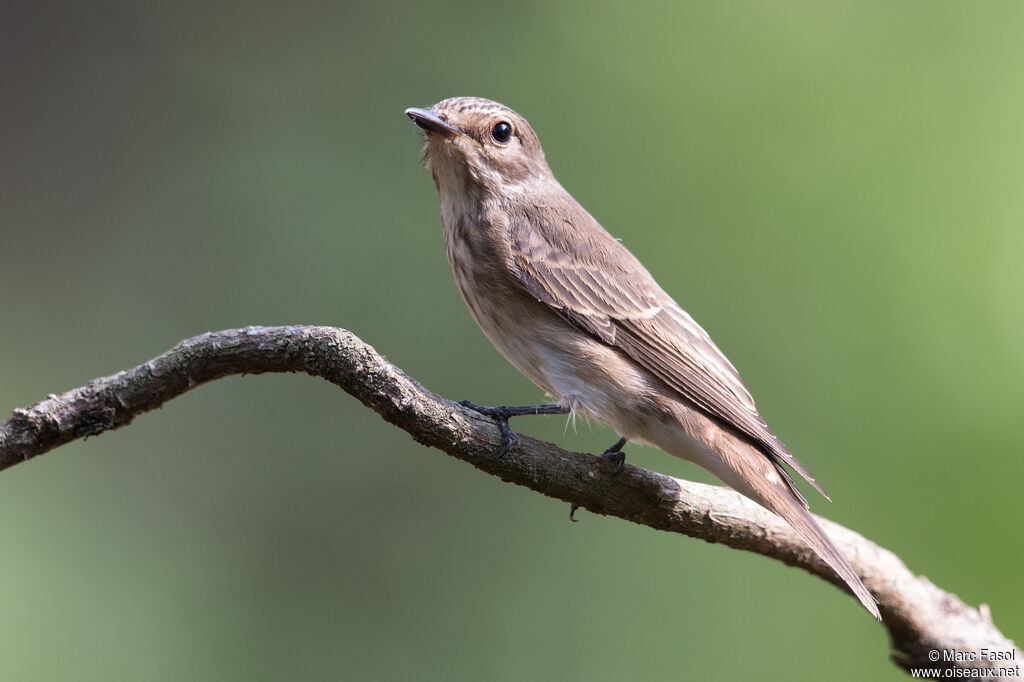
[{"xmin": 406, "ymin": 96, "xmax": 879, "ymax": 619}]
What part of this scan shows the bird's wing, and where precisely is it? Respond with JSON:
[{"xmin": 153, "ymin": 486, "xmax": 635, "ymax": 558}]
[{"xmin": 508, "ymin": 207, "xmax": 828, "ymax": 503}]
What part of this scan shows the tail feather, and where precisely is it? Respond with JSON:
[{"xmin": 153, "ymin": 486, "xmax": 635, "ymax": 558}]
[
  {"xmin": 652, "ymin": 404, "xmax": 879, "ymax": 619},
  {"xmin": 770, "ymin": 458, "xmax": 809, "ymax": 509},
  {"xmin": 726, "ymin": 465, "xmax": 881, "ymax": 620}
]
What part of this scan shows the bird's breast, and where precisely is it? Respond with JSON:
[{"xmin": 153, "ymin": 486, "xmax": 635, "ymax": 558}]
[
  {"xmin": 439, "ymin": 207, "xmax": 556, "ymax": 391},
  {"xmin": 440, "ymin": 208, "xmax": 667, "ymax": 439}
]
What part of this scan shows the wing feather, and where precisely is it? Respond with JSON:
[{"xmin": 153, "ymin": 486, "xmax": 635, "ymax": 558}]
[{"xmin": 508, "ymin": 209, "xmax": 829, "ymax": 502}]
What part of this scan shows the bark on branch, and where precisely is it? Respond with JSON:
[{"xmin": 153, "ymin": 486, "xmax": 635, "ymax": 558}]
[{"xmin": 0, "ymin": 326, "xmax": 1016, "ymax": 675}]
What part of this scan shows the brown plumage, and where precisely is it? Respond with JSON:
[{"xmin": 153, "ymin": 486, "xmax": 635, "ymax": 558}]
[{"xmin": 406, "ymin": 96, "xmax": 880, "ymax": 620}]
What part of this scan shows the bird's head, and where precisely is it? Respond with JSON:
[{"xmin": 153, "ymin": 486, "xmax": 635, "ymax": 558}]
[{"xmin": 405, "ymin": 97, "xmax": 552, "ymax": 198}]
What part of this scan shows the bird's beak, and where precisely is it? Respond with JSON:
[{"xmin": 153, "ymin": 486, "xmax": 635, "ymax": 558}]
[{"xmin": 405, "ymin": 107, "xmax": 466, "ymax": 139}]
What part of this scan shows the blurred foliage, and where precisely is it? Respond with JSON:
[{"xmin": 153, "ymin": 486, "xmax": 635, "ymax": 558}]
[{"xmin": 2, "ymin": 1, "xmax": 1022, "ymax": 679}]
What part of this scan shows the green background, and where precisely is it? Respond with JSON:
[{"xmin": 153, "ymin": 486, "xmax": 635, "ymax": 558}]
[{"xmin": 2, "ymin": 2, "xmax": 1021, "ymax": 679}]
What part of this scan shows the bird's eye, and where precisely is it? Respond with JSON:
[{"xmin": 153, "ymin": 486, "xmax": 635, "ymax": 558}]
[{"xmin": 491, "ymin": 121, "xmax": 512, "ymax": 143}]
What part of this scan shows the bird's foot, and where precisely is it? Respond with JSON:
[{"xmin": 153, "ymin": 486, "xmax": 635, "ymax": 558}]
[
  {"xmin": 457, "ymin": 400, "xmax": 567, "ymax": 458},
  {"xmin": 600, "ymin": 450, "xmax": 626, "ymax": 476},
  {"xmin": 600, "ymin": 436, "xmax": 628, "ymax": 476}
]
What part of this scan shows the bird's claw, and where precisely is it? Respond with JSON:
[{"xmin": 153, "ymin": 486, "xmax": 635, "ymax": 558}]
[
  {"xmin": 569, "ymin": 437, "xmax": 629, "ymax": 521},
  {"xmin": 495, "ymin": 422, "xmax": 517, "ymax": 458},
  {"xmin": 457, "ymin": 400, "xmax": 519, "ymax": 457},
  {"xmin": 600, "ymin": 450, "xmax": 626, "ymax": 476},
  {"xmin": 599, "ymin": 436, "xmax": 628, "ymax": 476}
]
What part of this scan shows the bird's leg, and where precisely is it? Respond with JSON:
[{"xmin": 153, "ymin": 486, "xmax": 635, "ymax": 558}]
[
  {"xmin": 600, "ymin": 435, "xmax": 628, "ymax": 476},
  {"xmin": 457, "ymin": 400, "xmax": 568, "ymax": 457},
  {"xmin": 458, "ymin": 400, "xmax": 625, "ymax": 522}
]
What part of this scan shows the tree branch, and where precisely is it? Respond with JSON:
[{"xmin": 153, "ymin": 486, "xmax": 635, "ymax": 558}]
[{"xmin": 0, "ymin": 326, "xmax": 1017, "ymax": 675}]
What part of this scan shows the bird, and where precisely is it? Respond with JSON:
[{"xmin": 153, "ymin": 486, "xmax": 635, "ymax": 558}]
[{"xmin": 405, "ymin": 96, "xmax": 880, "ymax": 620}]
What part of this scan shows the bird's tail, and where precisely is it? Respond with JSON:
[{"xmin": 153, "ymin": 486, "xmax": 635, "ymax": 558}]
[{"xmin": 717, "ymin": 458, "xmax": 881, "ymax": 620}]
